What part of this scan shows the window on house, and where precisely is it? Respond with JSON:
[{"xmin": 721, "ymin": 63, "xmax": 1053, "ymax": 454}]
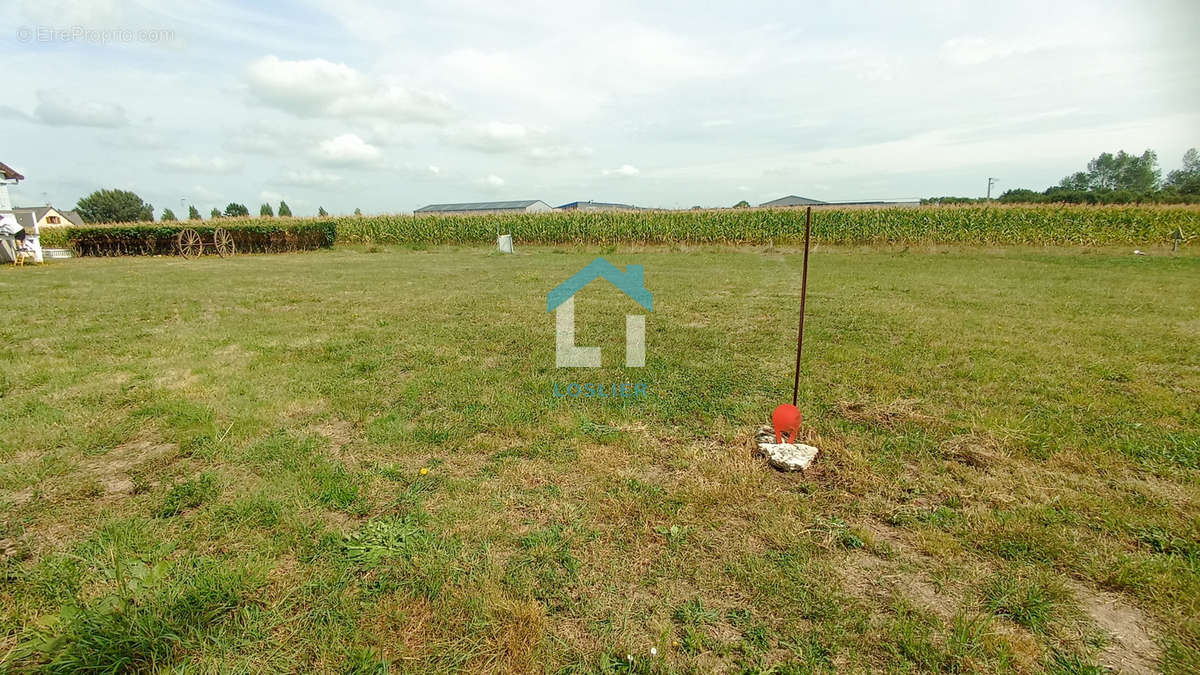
[{"xmin": 48, "ymin": 216, "xmax": 60, "ymax": 223}]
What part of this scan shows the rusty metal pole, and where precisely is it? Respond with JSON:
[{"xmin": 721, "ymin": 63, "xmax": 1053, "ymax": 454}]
[{"xmin": 792, "ymin": 206, "xmax": 812, "ymax": 407}]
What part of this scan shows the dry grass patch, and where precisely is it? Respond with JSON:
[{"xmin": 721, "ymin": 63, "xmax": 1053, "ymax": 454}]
[{"xmin": 836, "ymin": 397, "xmax": 941, "ymax": 430}]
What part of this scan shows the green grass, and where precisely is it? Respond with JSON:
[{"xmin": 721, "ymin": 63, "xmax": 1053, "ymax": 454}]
[
  {"xmin": 1, "ymin": 244, "xmax": 1198, "ymax": 672},
  {"xmin": 982, "ymin": 570, "xmax": 1069, "ymax": 632}
]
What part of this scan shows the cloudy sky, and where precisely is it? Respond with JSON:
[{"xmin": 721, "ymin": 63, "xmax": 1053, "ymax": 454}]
[{"xmin": 2, "ymin": 0, "xmax": 1197, "ymax": 216}]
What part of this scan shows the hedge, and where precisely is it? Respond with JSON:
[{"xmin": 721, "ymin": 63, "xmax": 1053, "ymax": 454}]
[{"xmin": 54, "ymin": 221, "xmax": 337, "ymax": 256}]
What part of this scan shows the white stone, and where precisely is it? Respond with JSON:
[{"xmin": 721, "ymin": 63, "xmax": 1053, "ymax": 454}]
[
  {"xmin": 754, "ymin": 425, "xmax": 818, "ymax": 471},
  {"xmin": 757, "ymin": 442, "xmax": 819, "ymax": 471}
]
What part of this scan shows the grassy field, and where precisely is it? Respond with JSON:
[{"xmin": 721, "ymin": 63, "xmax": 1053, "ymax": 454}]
[{"xmin": 1, "ymin": 245, "xmax": 1198, "ymax": 673}]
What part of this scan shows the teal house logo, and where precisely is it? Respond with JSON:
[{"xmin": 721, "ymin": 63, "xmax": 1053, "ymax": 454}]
[{"xmin": 547, "ymin": 258, "xmax": 652, "ymax": 368}]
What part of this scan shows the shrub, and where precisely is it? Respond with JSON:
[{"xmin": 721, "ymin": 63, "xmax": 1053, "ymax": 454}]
[{"xmin": 62, "ymin": 220, "xmax": 337, "ymax": 256}]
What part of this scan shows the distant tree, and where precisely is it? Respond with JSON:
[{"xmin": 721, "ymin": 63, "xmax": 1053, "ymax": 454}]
[
  {"xmin": 1178, "ymin": 147, "xmax": 1199, "ymax": 174},
  {"xmin": 210, "ymin": 208, "xmax": 222, "ymax": 219},
  {"xmin": 161, "ymin": 208, "xmax": 177, "ymax": 221},
  {"xmin": 996, "ymin": 189, "xmax": 1045, "ymax": 204},
  {"xmin": 1166, "ymin": 147, "xmax": 1200, "ymax": 196},
  {"xmin": 922, "ymin": 196, "xmax": 986, "ymax": 205},
  {"xmin": 1043, "ymin": 187, "xmax": 1096, "ymax": 204},
  {"xmin": 1061, "ymin": 149, "xmax": 1160, "ymax": 192},
  {"xmin": 1093, "ymin": 149, "xmax": 1159, "ymax": 191},
  {"xmin": 278, "ymin": 200, "xmax": 292, "ymax": 217},
  {"xmin": 188, "ymin": 205, "xmax": 202, "ymax": 220},
  {"xmin": 75, "ymin": 189, "xmax": 153, "ymax": 223},
  {"xmin": 354, "ymin": 207, "xmax": 363, "ymax": 216},
  {"xmin": 260, "ymin": 202, "xmax": 274, "ymax": 217},
  {"xmin": 224, "ymin": 202, "xmax": 249, "ymax": 217},
  {"xmin": 984, "ymin": 147, "xmax": 1200, "ymax": 205},
  {"xmin": 733, "ymin": 200, "xmax": 750, "ymax": 208},
  {"xmin": 318, "ymin": 206, "xmax": 329, "ymax": 216},
  {"xmin": 1057, "ymin": 172, "xmax": 1092, "ymax": 191}
]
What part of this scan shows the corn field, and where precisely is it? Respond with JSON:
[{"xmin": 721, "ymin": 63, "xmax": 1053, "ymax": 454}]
[
  {"xmin": 39, "ymin": 205, "xmax": 1198, "ymax": 250},
  {"xmin": 336, "ymin": 204, "xmax": 1198, "ymax": 246}
]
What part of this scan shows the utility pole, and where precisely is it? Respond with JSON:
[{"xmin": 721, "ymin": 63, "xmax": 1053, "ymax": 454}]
[{"xmin": 987, "ymin": 177, "xmax": 998, "ymax": 200}]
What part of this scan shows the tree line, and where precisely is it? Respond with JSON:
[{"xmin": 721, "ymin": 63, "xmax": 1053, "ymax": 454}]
[
  {"xmin": 924, "ymin": 147, "xmax": 1200, "ymax": 205},
  {"xmin": 72, "ymin": 189, "xmax": 336, "ymax": 224}
]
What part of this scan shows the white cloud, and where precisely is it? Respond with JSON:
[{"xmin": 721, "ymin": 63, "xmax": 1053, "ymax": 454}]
[
  {"xmin": 260, "ymin": 190, "xmax": 284, "ymax": 203},
  {"xmin": 226, "ymin": 121, "xmax": 305, "ymax": 155},
  {"xmin": 439, "ymin": 24, "xmax": 731, "ymax": 116},
  {"xmin": 27, "ymin": 90, "xmax": 127, "ymax": 127},
  {"xmin": 528, "ymin": 145, "xmax": 594, "ymax": 161},
  {"xmin": 17, "ymin": 0, "xmax": 119, "ymax": 27},
  {"xmin": 246, "ymin": 55, "xmax": 452, "ymax": 123},
  {"xmin": 312, "ymin": 133, "xmax": 381, "ymax": 166},
  {"xmin": 602, "ymin": 164, "xmax": 640, "ymax": 177},
  {"xmin": 445, "ymin": 121, "xmax": 545, "ymax": 153},
  {"xmin": 280, "ymin": 168, "xmax": 343, "ymax": 185},
  {"xmin": 482, "ymin": 174, "xmax": 505, "ymax": 187},
  {"xmin": 187, "ymin": 185, "xmax": 222, "ymax": 202},
  {"xmin": 444, "ymin": 121, "xmax": 591, "ymax": 160},
  {"xmin": 939, "ymin": 35, "xmax": 1059, "ymax": 67},
  {"xmin": 160, "ymin": 155, "xmax": 244, "ymax": 174}
]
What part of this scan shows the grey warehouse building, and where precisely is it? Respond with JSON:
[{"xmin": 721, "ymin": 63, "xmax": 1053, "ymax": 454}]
[{"xmin": 414, "ymin": 200, "xmax": 553, "ymax": 215}]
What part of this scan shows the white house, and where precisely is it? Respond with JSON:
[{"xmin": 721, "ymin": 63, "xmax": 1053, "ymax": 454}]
[{"xmin": 0, "ymin": 161, "xmax": 40, "ymax": 264}]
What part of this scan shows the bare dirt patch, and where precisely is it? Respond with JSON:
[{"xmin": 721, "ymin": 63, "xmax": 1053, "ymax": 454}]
[
  {"xmin": 313, "ymin": 420, "xmax": 354, "ymax": 448},
  {"xmin": 80, "ymin": 439, "xmax": 178, "ymax": 497},
  {"xmin": 3, "ymin": 486, "xmax": 37, "ymax": 506},
  {"xmin": 1068, "ymin": 581, "xmax": 1161, "ymax": 675},
  {"xmin": 839, "ymin": 549, "xmax": 959, "ymax": 621}
]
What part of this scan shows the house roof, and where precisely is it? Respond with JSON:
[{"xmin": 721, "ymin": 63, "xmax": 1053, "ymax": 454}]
[
  {"xmin": 14, "ymin": 206, "xmax": 52, "ymax": 221},
  {"xmin": 415, "ymin": 199, "xmax": 545, "ymax": 213},
  {"xmin": 0, "ymin": 161, "xmax": 23, "ymax": 181},
  {"xmin": 557, "ymin": 200, "xmax": 643, "ymax": 210},
  {"xmin": 14, "ymin": 206, "xmax": 82, "ymax": 224},
  {"xmin": 7, "ymin": 211, "xmax": 36, "ymax": 231},
  {"xmin": 759, "ymin": 195, "xmax": 828, "ymax": 207},
  {"xmin": 546, "ymin": 258, "xmax": 652, "ymax": 312}
]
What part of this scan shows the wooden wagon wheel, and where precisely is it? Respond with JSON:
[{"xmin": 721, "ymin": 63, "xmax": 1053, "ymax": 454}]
[
  {"xmin": 213, "ymin": 228, "xmax": 236, "ymax": 257},
  {"xmin": 176, "ymin": 228, "xmax": 202, "ymax": 259}
]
